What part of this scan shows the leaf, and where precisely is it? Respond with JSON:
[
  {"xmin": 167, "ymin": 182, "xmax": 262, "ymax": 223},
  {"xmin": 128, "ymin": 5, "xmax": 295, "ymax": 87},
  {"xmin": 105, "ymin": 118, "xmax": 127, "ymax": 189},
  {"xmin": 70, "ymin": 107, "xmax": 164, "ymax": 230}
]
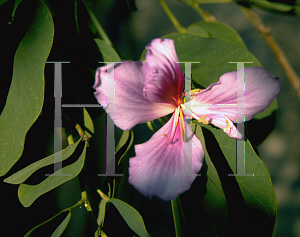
[
  {"xmin": 83, "ymin": 0, "xmax": 112, "ymax": 45},
  {"xmin": 188, "ymin": 21, "xmax": 247, "ymax": 49},
  {"xmin": 0, "ymin": 1, "xmax": 54, "ymax": 176},
  {"xmin": 115, "ymin": 130, "xmax": 130, "ymax": 153},
  {"xmin": 12, "ymin": 0, "xmax": 22, "ymax": 17},
  {"xmin": 83, "ymin": 107, "xmax": 94, "ymax": 137},
  {"xmin": 116, "ymin": 130, "xmax": 134, "ymax": 165},
  {"xmin": 109, "ymin": 198, "xmax": 150, "ymax": 237},
  {"xmin": 198, "ymin": 122, "xmax": 276, "ymax": 236},
  {"xmin": 4, "ymin": 137, "xmax": 83, "ymax": 184},
  {"xmin": 187, "ymin": 24, "xmax": 209, "ymax": 37},
  {"xmin": 194, "ymin": 0, "xmax": 233, "ymax": 3},
  {"xmin": 94, "ymin": 38, "xmax": 121, "ymax": 62},
  {"xmin": 24, "ymin": 210, "xmax": 68, "ymax": 237},
  {"xmin": 171, "ymin": 197, "xmax": 189, "ymax": 237},
  {"xmin": 242, "ymin": 0, "xmax": 294, "ymax": 12},
  {"xmin": 97, "ymin": 199, "xmax": 107, "ymax": 227},
  {"xmin": 178, "ymin": 124, "xmax": 228, "ymax": 237},
  {"xmin": 0, "ymin": 0, "xmax": 8, "ymax": 6},
  {"xmin": 51, "ymin": 212, "xmax": 71, "ymax": 237},
  {"xmin": 18, "ymin": 143, "xmax": 87, "ymax": 207}
]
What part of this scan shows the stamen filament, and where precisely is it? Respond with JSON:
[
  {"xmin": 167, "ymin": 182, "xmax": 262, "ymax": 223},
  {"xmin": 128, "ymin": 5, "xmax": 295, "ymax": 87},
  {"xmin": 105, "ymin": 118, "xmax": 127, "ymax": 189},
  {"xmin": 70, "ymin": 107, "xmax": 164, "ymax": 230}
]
[
  {"xmin": 179, "ymin": 108, "xmax": 185, "ymax": 141},
  {"xmin": 180, "ymin": 104, "xmax": 208, "ymax": 124}
]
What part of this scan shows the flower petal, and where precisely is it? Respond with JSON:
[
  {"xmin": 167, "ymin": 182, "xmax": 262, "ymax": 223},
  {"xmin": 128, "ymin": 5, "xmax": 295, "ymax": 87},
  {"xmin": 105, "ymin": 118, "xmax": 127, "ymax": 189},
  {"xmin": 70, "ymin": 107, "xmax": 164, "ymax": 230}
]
[
  {"xmin": 143, "ymin": 38, "xmax": 184, "ymax": 106},
  {"xmin": 191, "ymin": 67, "xmax": 280, "ymax": 123},
  {"xmin": 93, "ymin": 61, "xmax": 175, "ymax": 130},
  {"xmin": 210, "ymin": 115, "xmax": 243, "ymax": 139},
  {"xmin": 128, "ymin": 114, "xmax": 204, "ymax": 201}
]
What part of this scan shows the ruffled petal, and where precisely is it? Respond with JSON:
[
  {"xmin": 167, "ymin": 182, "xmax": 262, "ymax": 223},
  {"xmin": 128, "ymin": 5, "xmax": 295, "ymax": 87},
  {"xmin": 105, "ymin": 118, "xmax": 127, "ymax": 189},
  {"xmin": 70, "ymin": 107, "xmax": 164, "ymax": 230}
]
[
  {"xmin": 191, "ymin": 67, "xmax": 280, "ymax": 123},
  {"xmin": 128, "ymin": 114, "xmax": 204, "ymax": 201},
  {"xmin": 143, "ymin": 38, "xmax": 184, "ymax": 106},
  {"xmin": 93, "ymin": 61, "xmax": 175, "ymax": 130}
]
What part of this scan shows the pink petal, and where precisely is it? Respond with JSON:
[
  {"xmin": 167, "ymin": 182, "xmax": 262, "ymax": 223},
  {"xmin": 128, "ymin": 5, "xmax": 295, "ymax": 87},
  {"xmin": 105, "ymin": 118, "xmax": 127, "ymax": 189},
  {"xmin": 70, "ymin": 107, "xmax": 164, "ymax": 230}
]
[
  {"xmin": 191, "ymin": 67, "xmax": 280, "ymax": 124},
  {"xmin": 128, "ymin": 113, "xmax": 204, "ymax": 201},
  {"xmin": 93, "ymin": 61, "xmax": 175, "ymax": 130},
  {"xmin": 143, "ymin": 38, "xmax": 184, "ymax": 106},
  {"xmin": 210, "ymin": 115, "xmax": 242, "ymax": 139}
]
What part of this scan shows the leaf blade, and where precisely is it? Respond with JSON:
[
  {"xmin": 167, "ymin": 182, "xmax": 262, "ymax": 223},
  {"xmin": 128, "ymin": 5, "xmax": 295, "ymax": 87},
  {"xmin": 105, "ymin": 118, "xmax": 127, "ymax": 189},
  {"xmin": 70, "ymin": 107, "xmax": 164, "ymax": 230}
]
[
  {"xmin": 110, "ymin": 198, "xmax": 150, "ymax": 237},
  {"xmin": 18, "ymin": 143, "xmax": 87, "ymax": 207},
  {"xmin": 0, "ymin": 1, "xmax": 54, "ymax": 176},
  {"xmin": 51, "ymin": 212, "xmax": 72, "ymax": 237},
  {"xmin": 4, "ymin": 137, "xmax": 82, "ymax": 184}
]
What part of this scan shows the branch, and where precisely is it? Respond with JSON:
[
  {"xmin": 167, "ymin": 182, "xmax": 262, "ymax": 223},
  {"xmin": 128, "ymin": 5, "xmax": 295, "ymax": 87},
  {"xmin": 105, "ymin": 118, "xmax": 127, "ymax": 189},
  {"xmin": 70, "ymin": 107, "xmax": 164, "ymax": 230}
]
[
  {"xmin": 158, "ymin": 0, "xmax": 188, "ymax": 33},
  {"xmin": 242, "ymin": 6, "xmax": 300, "ymax": 101}
]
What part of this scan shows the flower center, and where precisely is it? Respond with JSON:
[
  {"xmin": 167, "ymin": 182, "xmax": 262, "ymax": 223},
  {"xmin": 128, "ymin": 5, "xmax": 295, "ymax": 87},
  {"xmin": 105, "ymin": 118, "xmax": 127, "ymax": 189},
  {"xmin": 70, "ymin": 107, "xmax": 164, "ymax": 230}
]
[{"xmin": 180, "ymin": 104, "xmax": 209, "ymax": 125}]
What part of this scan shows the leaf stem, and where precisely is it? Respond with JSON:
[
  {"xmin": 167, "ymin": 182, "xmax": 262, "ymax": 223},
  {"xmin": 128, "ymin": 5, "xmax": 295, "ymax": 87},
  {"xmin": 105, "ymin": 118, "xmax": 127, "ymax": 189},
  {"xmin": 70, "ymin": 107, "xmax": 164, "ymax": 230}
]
[
  {"xmin": 158, "ymin": 0, "xmax": 187, "ymax": 33},
  {"xmin": 241, "ymin": 6, "xmax": 300, "ymax": 101}
]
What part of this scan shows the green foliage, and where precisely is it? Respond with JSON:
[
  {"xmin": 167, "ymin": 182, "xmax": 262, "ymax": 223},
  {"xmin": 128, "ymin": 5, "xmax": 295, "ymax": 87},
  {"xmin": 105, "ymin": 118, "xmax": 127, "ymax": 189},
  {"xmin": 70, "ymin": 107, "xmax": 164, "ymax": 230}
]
[
  {"xmin": 110, "ymin": 198, "xmax": 150, "ymax": 237},
  {"xmin": 4, "ymin": 137, "xmax": 83, "ymax": 184},
  {"xmin": 94, "ymin": 38, "xmax": 121, "ymax": 62},
  {"xmin": 0, "ymin": 0, "xmax": 54, "ymax": 176},
  {"xmin": 18, "ymin": 142, "xmax": 87, "ymax": 207},
  {"xmin": 188, "ymin": 21, "xmax": 247, "ymax": 49},
  {"xmin": 24, "ymin": 210, "xmax": 70, "ymax": 237},
  {"xmin": 83, "ymin": 107, "xmax": 95, "ymax": 137},
  {"xmin": 51, "ymin": 212, "xmax": 72, "ymax": 237},
  {"xmin": 0, "ymin": 0, "xmax": 8, "ymax": 5},
  {"xmin": 194, "ymin": 122, "xmax": 277, "ymax": 236}
]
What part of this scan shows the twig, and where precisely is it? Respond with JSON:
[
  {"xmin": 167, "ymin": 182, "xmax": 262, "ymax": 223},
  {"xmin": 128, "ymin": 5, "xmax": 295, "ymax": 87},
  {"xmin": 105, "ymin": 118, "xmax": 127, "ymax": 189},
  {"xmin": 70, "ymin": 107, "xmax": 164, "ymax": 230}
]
[
  {"xmin": 177, "ymin": 0, "xmax": 217, "ymax": 21},
  {"xmin": 241, "ymin": 6, "xmax": 300, "ymax": 101},
  {"xmin": 158, "ymin": 0, "xmax": 188, "ymax": 33}
]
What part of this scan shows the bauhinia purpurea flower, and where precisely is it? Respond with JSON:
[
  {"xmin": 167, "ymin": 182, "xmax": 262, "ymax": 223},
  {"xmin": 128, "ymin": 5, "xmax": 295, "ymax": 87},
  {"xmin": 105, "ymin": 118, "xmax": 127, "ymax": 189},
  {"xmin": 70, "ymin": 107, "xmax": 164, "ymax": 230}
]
[{"xmin": 93, "ymin": 38, "xmax": 280, "ymax": 201}]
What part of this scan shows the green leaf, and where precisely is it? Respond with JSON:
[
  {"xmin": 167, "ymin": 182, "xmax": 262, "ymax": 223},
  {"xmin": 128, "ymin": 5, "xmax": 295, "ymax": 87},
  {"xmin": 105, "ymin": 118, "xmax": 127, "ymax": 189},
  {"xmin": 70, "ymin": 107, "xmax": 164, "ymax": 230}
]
[
  {"xmin": 198, "ymin": 122, "xmax": 276, "ymax": 236},
  {"xmin": 179, "ymin": 124, "xmax": 228, "ymax": 237},
  {"xmin": 94, "ymin": 38, "xmax": 121, "ymax": 62},
  {"xmin": 187, "ymin": 24, "xmax": 210, "ymax": 37},
  {"xmin": 0, "ymin": 1, "xmax": 54, "ymax": 176},
  {"xmin": 24, "ymin": 210, "xmax": 68, "ymax": 237},
  {"xmin": 116, "ymin": 130, "xmax": 134, "ymax": 165},
  {"xmin": 110, "ymin": 198, "xmax": 150, "ymax": 237},
  {"xmin": 171, "ymin": 197, "xmax": 189, "ymax": 237},
  {"xmin": 4, "ymin": 137, "xmax": 83, "ymax": 184},
  {"xmin": 241, "ymin": 0, "xmax": 294, "ymax": 12},
  {"xmin": 12, "ymin": 0, "xmax": 22, "ymax": 17},
  {"xmin": 0, "ymin": 0, "xmax": 8, "ymax": 5},
  {"xmin": 193, "ymin": 0, "xmax": 233, "ymax": 3},
  {"xmin": 115, "ymin": 130, "xmax": 130, "ymax": 153},
  {"xmin": 18, "ymin": 143, "xmax": 87, "ymax": 207},
  {"xmin": 83, "ymin": 0, "xmax": 112, "ymax": 45},
  {"xmin": 97, "ymin": 199, "xmax": 107, "ymax": 227},
  {"xmin": 51, "ymin": 212, "xmax": 71, "ymax": 237},
  {"xmin": 83, "ymin": 107, "xmax": 94, "ymax": 137},
  {"xmin": 188, "ymin": 21, "xmax": 247, "ymax": 49}
]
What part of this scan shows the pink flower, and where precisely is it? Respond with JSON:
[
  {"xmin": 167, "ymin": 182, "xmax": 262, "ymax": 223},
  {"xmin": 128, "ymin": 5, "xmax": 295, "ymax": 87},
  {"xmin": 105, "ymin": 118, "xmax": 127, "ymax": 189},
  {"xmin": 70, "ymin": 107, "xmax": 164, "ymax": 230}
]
[{"xmin": 93, "ymin": 38, "xmax": 280, "ymax": 201}]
